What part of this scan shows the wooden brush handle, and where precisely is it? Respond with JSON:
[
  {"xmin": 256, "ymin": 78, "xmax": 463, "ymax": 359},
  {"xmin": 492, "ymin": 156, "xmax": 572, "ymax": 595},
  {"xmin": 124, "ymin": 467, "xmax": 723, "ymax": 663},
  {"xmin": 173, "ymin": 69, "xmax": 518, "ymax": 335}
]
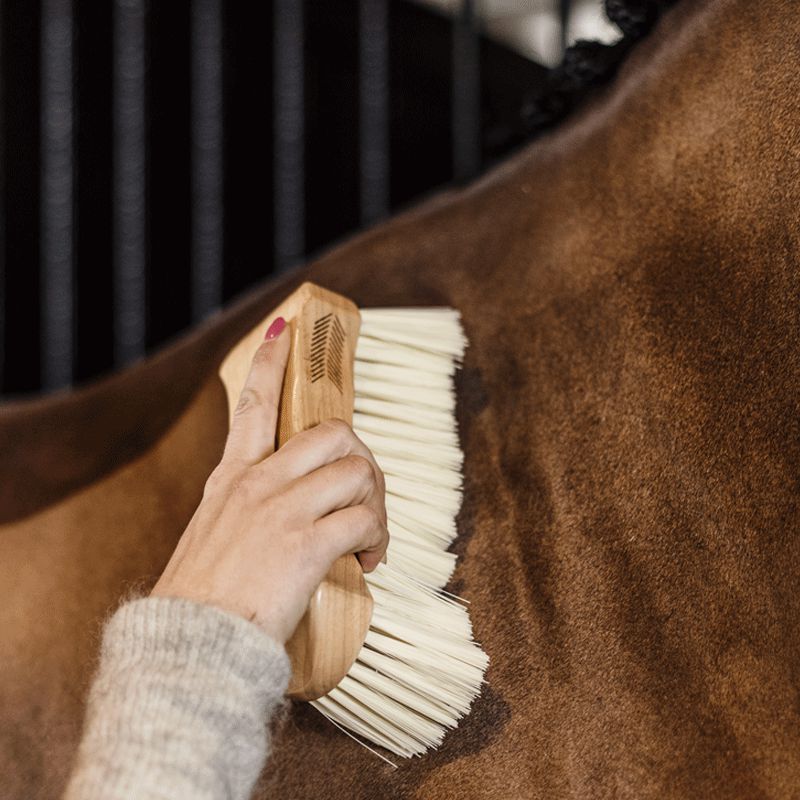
[{"xmin": 219, "ymin": 282, "xmax": 373, "ymax": 701}]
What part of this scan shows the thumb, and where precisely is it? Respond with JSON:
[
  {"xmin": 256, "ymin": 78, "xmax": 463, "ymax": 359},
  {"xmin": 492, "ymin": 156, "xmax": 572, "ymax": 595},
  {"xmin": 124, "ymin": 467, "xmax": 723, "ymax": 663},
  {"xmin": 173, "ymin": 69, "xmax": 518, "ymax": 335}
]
[{"xmin": 222, "ymin": 316, "xmax": 291, "ymax": 466}]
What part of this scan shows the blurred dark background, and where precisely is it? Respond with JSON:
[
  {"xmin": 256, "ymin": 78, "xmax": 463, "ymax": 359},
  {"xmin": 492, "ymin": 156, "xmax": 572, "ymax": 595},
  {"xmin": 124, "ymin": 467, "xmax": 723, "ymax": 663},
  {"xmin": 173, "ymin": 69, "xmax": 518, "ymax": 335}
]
[{"xmin": 0, "ymin": 0, "xmax": 619, "ymax": 398}]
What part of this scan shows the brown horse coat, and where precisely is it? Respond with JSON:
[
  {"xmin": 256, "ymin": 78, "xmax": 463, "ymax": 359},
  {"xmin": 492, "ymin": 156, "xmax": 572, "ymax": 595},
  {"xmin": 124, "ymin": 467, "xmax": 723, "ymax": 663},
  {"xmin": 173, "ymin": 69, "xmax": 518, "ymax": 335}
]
[{"xmin": 3, "ymin": 0, "xmax": 800, "ymax": 796}]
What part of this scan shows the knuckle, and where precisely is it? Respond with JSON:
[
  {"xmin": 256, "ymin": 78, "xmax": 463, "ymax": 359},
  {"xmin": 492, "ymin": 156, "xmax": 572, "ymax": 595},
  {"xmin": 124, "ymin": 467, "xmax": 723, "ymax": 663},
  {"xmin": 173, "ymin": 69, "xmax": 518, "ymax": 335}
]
[
  {"xmin": 320, "ymin": 417, "xmax": 353, "ymax": 444},
  {"xmin": 204, "ymin": 464, "xmax": 235, "ymax": 494},
  {"xmin": 264, "ymin": 492, "xmax": 291, "ymax": 522},
  {"xmin": 342, "ymin": 454, "xmax": 375, "ymax": 486},
  {"xmin": 352, "ymin": 504, "xmax": 380, "ymax": 533},
  {"xmin": 229, "ymin": 470, "xmax": 260, "ymax": 502},
  {"xmin": 233, "ymin": 387, "xmax": 262, "ymax": 417}
]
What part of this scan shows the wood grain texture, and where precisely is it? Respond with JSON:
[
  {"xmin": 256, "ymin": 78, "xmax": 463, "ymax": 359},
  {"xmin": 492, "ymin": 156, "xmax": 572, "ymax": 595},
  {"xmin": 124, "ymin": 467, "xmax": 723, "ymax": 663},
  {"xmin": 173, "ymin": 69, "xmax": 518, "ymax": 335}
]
[{"xmin": 219, "ymin": 282, "xmax": 373, "ymax": 701}]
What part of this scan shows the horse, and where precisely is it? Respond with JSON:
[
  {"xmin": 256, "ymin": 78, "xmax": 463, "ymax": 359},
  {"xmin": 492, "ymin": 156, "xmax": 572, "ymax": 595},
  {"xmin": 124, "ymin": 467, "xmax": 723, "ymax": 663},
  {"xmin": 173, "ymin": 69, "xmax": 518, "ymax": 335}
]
[{"xmin": 3, "ymin": 0, "xmax": 800, "ymax": 796}]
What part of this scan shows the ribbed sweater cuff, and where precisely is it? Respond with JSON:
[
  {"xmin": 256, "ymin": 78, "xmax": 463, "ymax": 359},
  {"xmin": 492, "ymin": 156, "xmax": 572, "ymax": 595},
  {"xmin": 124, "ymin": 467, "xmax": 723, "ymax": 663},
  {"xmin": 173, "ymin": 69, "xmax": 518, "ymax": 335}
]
[{"xmin": 64, "ymin": 596, "xmax": 291, "ymax": 800}]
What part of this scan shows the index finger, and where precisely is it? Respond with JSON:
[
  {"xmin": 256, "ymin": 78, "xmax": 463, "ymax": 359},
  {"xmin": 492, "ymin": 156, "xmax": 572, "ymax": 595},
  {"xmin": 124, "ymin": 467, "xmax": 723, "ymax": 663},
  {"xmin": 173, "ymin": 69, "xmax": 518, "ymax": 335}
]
[{"xmin": 222, "ymin": 316, "xmax": 291, "ymax": 467}]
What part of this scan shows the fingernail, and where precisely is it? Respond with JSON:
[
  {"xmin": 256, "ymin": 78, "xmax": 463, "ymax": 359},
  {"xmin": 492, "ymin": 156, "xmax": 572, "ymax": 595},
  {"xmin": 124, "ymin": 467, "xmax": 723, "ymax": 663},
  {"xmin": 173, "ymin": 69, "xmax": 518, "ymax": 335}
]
[{"xmin": 264, "ymin": 317, "xmax": 286, "ymax": 340}]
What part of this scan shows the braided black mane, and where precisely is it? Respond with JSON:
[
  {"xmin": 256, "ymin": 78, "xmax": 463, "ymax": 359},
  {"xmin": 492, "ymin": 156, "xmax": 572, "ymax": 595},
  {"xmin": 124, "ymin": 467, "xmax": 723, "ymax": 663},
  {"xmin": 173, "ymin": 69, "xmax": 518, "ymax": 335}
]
[{"xmin": 490, "ymin": 0, "xmax": 681, "ymax": 152}]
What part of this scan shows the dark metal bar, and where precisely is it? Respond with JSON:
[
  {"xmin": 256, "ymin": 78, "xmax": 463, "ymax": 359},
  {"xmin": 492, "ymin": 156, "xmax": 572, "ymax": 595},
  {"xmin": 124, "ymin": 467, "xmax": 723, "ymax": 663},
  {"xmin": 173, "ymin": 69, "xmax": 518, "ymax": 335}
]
[
  {"xmin": 112, "ymin": 0, "xmax": 146, "ymax": 366},
  {"xmin": 559, "ymin": 0, "xmax": 571, "ymax": 53},
  {"xmin": 191, "ymin": 0, "xmax": 223, "ymax": 322},
  {"xmin": 358, "ymin": 0, "xmax": 389, "ymax": 225},
  {"xmin": 452, "ymin": 0, "xmax": 480, "ymax": 183},
  {"xmin": 40, "ymin": 0, "xmax": 74, "ymax": 391},
  {"xmin": 273, "ymin": 0, "xmax": 305, "ymax": 273},
  {"xmin": 0, "ymin": 0, "xmax": 5, "ymax": 392}
]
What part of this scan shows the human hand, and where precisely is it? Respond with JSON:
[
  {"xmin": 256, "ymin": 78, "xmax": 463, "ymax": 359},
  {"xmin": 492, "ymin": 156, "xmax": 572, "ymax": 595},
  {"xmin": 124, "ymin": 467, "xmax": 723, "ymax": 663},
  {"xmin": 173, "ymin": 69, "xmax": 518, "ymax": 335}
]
[{"xmin": 151, "ymin": 316, "xmax": 389, "ymax": 645}]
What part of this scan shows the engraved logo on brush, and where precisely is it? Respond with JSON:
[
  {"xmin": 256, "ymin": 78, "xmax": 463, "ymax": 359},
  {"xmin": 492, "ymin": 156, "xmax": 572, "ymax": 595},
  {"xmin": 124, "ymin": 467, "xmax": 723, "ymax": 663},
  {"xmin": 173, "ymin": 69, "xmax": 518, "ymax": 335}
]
[{"xmin": 309, "ymin": 312, "xmax": 345, "ymax": 393}]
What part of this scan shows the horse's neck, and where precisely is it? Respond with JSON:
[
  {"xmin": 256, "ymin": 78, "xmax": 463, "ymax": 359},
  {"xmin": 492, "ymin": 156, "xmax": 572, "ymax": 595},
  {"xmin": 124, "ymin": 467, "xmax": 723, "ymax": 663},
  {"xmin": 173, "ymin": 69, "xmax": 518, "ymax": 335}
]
[{"xmin": 459, "ymin": 0, "xmax": 798, "ymax": 310}]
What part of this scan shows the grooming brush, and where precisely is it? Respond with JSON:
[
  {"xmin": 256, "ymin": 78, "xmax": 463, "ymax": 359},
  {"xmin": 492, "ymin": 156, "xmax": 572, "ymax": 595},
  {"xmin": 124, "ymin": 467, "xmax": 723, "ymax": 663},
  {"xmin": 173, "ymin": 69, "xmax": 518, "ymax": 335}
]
[{"xmin": 219, "ymin": 282, "xmax": 488, "ymax": 759}]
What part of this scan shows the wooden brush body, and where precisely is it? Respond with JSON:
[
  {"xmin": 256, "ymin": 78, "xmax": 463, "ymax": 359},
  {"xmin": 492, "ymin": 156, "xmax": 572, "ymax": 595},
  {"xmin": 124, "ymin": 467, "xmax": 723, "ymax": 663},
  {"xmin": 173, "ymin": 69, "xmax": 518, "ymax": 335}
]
[{"xmin": 219, "ymin": 282, "xmax": 373, "ymax": 700}]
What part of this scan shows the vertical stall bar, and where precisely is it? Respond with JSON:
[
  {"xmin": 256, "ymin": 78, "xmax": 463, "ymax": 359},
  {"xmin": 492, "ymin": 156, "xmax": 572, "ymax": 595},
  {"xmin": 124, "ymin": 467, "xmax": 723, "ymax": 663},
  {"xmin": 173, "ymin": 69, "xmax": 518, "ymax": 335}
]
[
  {"xmin": 40, "ymin": 0, "xmax": 74, "ymax": 391},
  {"xmin": 112, "ymin": 0, "xmax": 146, "ymax": 366},
  {"xmin": 359, "ymin": 0, "xmax": 389, "ymax": 226},
  {"xmin": 0, "ymin": 0, "xmax": 5, "ymax": 391},
  {"xmin": 191, "ymin": 0, "xmax": 224, "ymax": 322},
  {"xmin": 273, "ymin": 0, "xmax": 305, "ymax": 273},
  {"xmin": 559, "ymin": 0, "xmax": 571, "ymax": 52},
  {"xmin": 452, "ymin": 0, "xmax": 480, "ymax": 183}
]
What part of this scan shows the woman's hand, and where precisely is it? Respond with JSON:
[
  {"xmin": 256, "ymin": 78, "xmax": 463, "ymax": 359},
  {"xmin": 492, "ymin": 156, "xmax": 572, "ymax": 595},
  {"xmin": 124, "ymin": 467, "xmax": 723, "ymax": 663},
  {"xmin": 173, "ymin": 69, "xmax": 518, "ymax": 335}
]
[{"xmin": 151, "ymin": 317, "xmax": 389, "ymax": 645}]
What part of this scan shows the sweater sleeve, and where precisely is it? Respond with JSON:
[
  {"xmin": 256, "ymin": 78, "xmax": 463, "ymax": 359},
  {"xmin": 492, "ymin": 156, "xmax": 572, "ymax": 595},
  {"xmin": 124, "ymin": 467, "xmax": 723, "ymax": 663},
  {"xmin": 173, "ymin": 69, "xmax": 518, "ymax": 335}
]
[{"xmin": 63, "ymin": 595, "xmax": 292, "ymax": 800}]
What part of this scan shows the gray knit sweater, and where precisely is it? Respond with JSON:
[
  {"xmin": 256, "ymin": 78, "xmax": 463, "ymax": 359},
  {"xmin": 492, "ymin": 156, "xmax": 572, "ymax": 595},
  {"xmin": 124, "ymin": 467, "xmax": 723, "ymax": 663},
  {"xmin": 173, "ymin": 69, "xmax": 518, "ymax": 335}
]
[{"xmin": 64, "ymin": 596, "xmax": 292, "ymax": 800}]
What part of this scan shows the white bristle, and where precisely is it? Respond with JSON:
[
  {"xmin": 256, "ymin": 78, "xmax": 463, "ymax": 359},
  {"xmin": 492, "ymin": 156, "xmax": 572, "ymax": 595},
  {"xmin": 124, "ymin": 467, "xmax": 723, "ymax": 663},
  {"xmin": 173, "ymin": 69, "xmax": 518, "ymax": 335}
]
[
  {"xmin": 358, "ymin": 428, "xmax": 463, "ymax": 467},
  {"xmin": 356, "ymin": 337, "xmax": 457, "ymax": 374},
  {"xmin": 354, "ymin": 360, "xmax": 452, "ymax": 390},
  {"xmin": 354, "ymin": 377, "xmax": 455, "ymax": 411},
  {"xmin": 385, "ymin": 533, "xmax": 457, "ymax": 587},
  {"xmin": 354, "ymin": 396, "xmax": 457, "ymax": 431},
  {"xmin": 310, "ymin": 306, "xmax": 489, "ymax": 759},
  {"xmin": 385, "ymin": 495, "xmax": 457, "ymax": 546},
  {"xmin": 352, "ymin": 412, "xmax": 459, "ymax": 447},
  {"xmin": 373, "ymin": 454, "xmax": 462, "ymax": 490},
  {"xmin": 384, "ymin": 474, "xmax": 462, "ymax": 513}
]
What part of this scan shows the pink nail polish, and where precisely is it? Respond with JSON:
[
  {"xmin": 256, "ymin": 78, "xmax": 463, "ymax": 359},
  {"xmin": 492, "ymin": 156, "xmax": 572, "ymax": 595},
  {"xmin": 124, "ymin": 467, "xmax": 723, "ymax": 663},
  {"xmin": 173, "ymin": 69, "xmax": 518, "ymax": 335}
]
[{"xmin": 264, "ymin": 317, "xmax": 286, "ymax": 340}]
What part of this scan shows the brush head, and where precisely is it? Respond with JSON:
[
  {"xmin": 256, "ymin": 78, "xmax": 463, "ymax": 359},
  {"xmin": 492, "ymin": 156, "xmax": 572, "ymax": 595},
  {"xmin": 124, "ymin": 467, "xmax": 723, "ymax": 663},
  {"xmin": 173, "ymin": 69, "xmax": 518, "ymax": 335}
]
[
  {"xmin": 312, "ymin": 303, "xmax": 488, "ymax": 759},
  {"xmin": 220, "ymin": 282, "xmax": 489, "ymax": 758}
]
